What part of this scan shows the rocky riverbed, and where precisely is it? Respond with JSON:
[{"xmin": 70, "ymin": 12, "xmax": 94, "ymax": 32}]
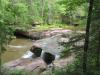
[{"xmin": 2, "ymin": 28, "xmax": 85, "ymax": 74}]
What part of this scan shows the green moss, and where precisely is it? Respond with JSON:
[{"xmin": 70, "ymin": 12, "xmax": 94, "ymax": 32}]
[{"xmin": 32, "ymin": 24, "xmax": 85, "ymax": 32}]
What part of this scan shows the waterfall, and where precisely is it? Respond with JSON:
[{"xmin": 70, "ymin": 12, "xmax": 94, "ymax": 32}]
[{"xmin": 21, "ymin": 51, "xmax": 33, "ymax": 58}]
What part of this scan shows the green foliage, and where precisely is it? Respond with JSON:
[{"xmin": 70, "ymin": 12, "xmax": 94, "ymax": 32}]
[
  {"xmin": 0, "ymin": 0, "xmax": 31, "ymax": 53},
  {"xmin": 59, "ymin": 0, "xmax": 87, "ymax": 12},
  {"xmin": 59, "ymin": 0, "xmax": 88, "ymax": 25},
  {"xmin": 33, "ymin": 24, "xmax": 85, "ymax": 32},
  {"xmin": 1, "ymin": 67, "xmax": 37, "ymax": 75},
  {"xmin": 44, "ymin": 59, "xmax": 100, "ymax": 75}
]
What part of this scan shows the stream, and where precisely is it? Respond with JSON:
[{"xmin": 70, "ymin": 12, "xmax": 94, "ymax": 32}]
[{"xmin": 1, "ymin": 38, "xmax": 33, "ymax": 63}]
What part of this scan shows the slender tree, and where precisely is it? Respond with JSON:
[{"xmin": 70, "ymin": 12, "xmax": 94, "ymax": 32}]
[
  {"xmin": 83, "ymin": 0, "xmax": 94, "ymax": 73},
  {"xmin": 41, "ymin": 0, "xmax": 44, "ymax": 23}
]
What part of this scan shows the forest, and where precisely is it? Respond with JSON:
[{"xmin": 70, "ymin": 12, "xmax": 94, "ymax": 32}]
[{"xmin": 0, "ymin": 0, "xmax": 100, "ymax": 75}]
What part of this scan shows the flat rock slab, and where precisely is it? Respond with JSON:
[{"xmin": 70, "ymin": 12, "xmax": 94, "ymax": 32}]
[
  {"xmin": 15, "ymin": 29, "xmax": 72, "ymax": 40},
  {"xmin": 42, "ymin": 29, "xmax": 72, "ymax": 38},
  {"xmin": 3, "ymin": 57, "xmax": 47, "ymax": 73}
]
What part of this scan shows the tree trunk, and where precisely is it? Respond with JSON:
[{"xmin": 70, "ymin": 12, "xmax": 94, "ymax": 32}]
[
  {"xmin": 41, "ymin": 0, "xmax": 45, "ymax": 23},
  {"xmin": 83, "ymin": 0, "xmax": 94, "ymax": 73},
  {"xmin": 47, "ymin": 2, "xmax": 52, "ymax": 25}
]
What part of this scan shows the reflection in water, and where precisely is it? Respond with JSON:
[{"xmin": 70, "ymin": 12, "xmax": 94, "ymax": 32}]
[
  {"xmin": 1, "ymin": 38, "xmax": 33, "ymax": 63},
  {"xmin": 8, "ymin": 45, "xmax": 26, "ymax": 48}
]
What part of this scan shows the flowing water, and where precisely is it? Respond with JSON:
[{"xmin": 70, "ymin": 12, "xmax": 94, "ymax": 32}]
[{"xmin": 1, "ymin": 38, "xmax": 33, "ymax": 63}]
